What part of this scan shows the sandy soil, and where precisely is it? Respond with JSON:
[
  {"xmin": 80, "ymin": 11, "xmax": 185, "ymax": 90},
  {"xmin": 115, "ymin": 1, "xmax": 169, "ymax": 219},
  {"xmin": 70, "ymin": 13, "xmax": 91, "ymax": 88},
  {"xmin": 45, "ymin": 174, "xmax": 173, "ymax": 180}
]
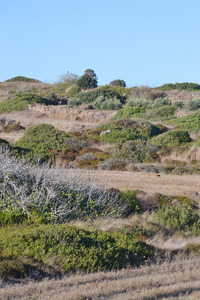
[{"xmin": 84, "ymin": 170, "xmax": 200, "ymax": 197}]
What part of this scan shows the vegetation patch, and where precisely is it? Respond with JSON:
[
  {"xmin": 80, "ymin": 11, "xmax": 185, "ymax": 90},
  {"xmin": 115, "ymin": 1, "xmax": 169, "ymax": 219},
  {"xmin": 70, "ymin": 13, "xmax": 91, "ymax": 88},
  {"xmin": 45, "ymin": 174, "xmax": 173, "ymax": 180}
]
[
  {"xmin": 108, "ymin": 140, "xmax": 159, "ymax": 163},
  {"xmin": 13, "ymin": 124, "xmax": 71, "ymax": 162},
  {"xmin": 156, "ymin": 82, "xmax": 200, "ymax": 91},
  {"xmin": 5, "ymin": 76, "xmax": 41, "ymax": 83},
  {"xmin": 112, "ymin": 106, "xmax": 145, "ymax": 120},
  {"xmin": 167, "ymin": 111, "xmax": 200, "ymax": 133},
  {"xmin": 88, "ymin": 119, "xmax": 164, "ymax": 143},
  {"xmin": 68, "ymin": 86, "xmax": 124, "ymax": 107},
  {"xmin": 150, "ymin": 130, "xmax": 191, "ymax": 147},
  {"xmin": 0, "ymin": 91, "xmax": 46, "ymax": 113},
  {"xmin": 142, "ymin": 105, "xmax": 177, "ymax": 121},
  {"xmin": 0, "ymin": 224, "xmax": 152, "ymax": 277}
]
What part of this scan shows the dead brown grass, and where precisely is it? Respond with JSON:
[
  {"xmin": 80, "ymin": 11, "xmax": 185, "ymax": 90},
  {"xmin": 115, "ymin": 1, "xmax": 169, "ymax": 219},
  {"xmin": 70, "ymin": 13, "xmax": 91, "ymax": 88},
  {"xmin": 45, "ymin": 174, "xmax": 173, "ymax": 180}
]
[
  {"xmin": 1, "ymin": 256, "xmax": 200, "ymax": 299},
  {"xmin": 83, "ymin": 169, "xmax": 200, "ymax": 197}
]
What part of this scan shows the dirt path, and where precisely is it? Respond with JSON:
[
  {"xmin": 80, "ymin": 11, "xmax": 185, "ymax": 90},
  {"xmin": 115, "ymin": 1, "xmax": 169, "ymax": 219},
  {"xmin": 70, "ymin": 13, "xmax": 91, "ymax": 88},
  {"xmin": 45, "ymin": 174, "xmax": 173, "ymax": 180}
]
[{"xmin": 85, "ymin": 170, "xmax": 200, "ymax": 197}]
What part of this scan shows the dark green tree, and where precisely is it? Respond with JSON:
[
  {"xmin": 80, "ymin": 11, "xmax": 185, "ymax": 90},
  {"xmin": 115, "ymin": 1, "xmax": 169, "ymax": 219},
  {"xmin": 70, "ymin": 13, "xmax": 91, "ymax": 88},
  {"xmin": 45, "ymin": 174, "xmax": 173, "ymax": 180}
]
[
  {"xmin": 77, "ymin": 69, "xmax": 98, "ymax": 90},
  {"xmin": 109, "ymin": 79, "xmax": 126, "ymax": 87}
]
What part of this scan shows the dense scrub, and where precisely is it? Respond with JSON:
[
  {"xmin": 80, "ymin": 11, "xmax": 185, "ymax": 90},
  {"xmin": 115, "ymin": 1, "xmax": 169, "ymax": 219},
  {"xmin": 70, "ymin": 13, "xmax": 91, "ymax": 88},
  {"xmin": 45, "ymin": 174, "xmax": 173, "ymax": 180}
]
[
  {"xmin": 167, "ymin": 111, "xmax": 200, "ymax": 133},
  {"xmin": 13, "ymin": 124, "xmax": 72, "ymax": 162},
  {"xmin": 5, "ymin": 76, "xmax": 41, "ymax": 83},
  {"xmin": 156, "ymin": 82, "xmax": 200, "ymax": 91},
  {"xmin": 68, "ymin": 86, "xmax": 124, "ymax": 108},
  {"xmin": 112, "ymin": 106, "xmax": 145, "ymax": 120},
  {"xmin": 142, "ymin": 105, "xmax": 177, "ymax": 121},
  {"xmin": 0, "ymin": 90, "xmax": 46, "ymax": 113},
  {"xmin": 0, "ymin": 224, "xmax": 152, "ymax": 277},
  {"xmin": 150, "ymin": 130, "xmax": 192, "ymax": 147},
  {"xmin": 88, "ymin": 119, "xmax": 164, "ymax": 143}
]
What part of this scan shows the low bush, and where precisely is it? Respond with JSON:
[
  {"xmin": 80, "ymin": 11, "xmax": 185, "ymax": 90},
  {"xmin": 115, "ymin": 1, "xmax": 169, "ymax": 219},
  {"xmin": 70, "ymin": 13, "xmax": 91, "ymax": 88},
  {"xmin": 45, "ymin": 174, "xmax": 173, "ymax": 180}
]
[
  {"xmin": 112, "ymin": 106, "xmax": 145, "ymax": 120},
  {"xmin": 184, "ymin": 98, "xmax": 200, "ymax": 111},
  {"xmin": 125, "ymin": 98, "xmax": 150, "ymax": 109},
  {"xmin": 0, "ymin": 91, "xmax": 46, "ymax": 113},
  {"xmin": 174, "ymin": 100, "xmax": 185, "ymax": 109},
  {"xmin": 0, "ymin": 224, "xmax": 152, "ymax": 277},
  {"xmin": 154, "ymin": 203, "xmax": 200, "ymax": 233},
  {"xmin": 151, "ymin": 97, "xmax": 171, "ymax": 109},
  {"xmin": 68, "ymin": 86, "xmax": 123, "ymax": 107},
  {"xmin": 88, "ymin": 119, "xmax": 164, "ymax": 143},
  {"xmin": 13, "ymin": 124, "xmax": 71, "ymax": 162},
  {"xmin": 5, "ymin": 76, "xmax": 41, "ymax": 83},
  {"xmin": 93, "ymin": 95, "xmax": 122, "ymax": 110},
  {"xmin": 167, "ymin": 111, "xmax": 200, "ymax": 133},
  {"xmin": 108, "ymin": 140, "xmax": 159, "ymax": 163},
  {"xmin": 157, "ymin": 82, "xmax": 200, "ymax": 91},
  {"xmin": 150, "ymin": 130, "xmax": 191, "ymax": 147},
  {"xmin": 142, "ymin": 105, "xmax": 177, "ymax": 121}
]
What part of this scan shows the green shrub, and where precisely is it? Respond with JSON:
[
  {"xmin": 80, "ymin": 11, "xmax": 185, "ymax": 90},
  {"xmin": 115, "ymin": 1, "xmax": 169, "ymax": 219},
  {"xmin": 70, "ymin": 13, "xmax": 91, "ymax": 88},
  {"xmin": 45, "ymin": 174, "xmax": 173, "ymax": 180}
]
[
  {"xmin": 154, "ymin": 204, "xmax": 200, "ymax": 232},
  {"xmin": 142, "ymin": 105, "xmax": 177, "ymax": 121},
  {"xmin": 125, "ymin": 98, "xmax": 150, "ymax": 109},
  {"xmin": 67, "ymin": 86, "xmax": 81, "ymax": 97},
  {"xmin": 167, "ymin": 111, "xmax": 200, "ymax": 133},
  {"xmin": 13, "ymin": 124, "xmax": 71, "ymax": 162},
  {"xmin": 109, "ymin": 79, "xmax": 126, "ymax": 87},
  {"xmin": 112, "ymin": 106, "xmax": 145, "ymax": 120},
  {"xmin": 151, "ymin": 97, "xmax": 171, "ymax": 109},
  {"xmin": 68, "ymin": 86, "xmax": 123, "ymax": 107},
  {"xmin": 93, "ymin": 96, "xmax": 122, "ymax": 110},
  {"xmin": 0, "ymin": 91, "xmax": 46, "ymax": 113},
  {"xmin": 119, "ymin": 190, "xmax": 141, "ymax": 216},
  {"xmin": 88, "ymin": 119, "xmax": 164, "ymax": 143},
  {"xmin": 157, "ymin": 82, "xmax": 200, "ymax": 91},
  {"xmin": 109, "ymin": 140, "xmax": 159, "ymax": 163},
  {"xmin": 54, "ymin": 83, "xmax": 73, "ymax": 96},
  {"xmin": 184, "ymin": 98, "xmax": 200, "ymax": 111},
  {"xmin": 174, "ymin": 100, "xmax": 185, "ymax": 109},
  {"xmin": 150, "ymin": 130, "xmax": 191, "ymax": 147},
  {"xmin": 0, "ymin": 224, "xmax": 152, "ymax": 276},
  {"xmin": 5, "ymin": 76, "xmax": 41, "ymax": 83}
]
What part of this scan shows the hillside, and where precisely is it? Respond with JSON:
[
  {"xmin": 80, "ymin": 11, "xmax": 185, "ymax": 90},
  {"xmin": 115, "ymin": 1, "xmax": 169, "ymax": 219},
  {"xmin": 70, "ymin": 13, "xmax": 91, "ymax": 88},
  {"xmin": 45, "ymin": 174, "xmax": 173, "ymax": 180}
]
[{"xmin": 0, "ymin": 78, "xmax": 200, "ymax": 298}]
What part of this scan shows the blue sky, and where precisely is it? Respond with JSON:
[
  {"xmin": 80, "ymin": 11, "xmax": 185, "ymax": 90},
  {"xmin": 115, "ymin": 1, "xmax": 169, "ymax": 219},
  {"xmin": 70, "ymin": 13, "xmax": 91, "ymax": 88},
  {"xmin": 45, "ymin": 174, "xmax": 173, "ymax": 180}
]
[{"xmin": 1, "ymin": 0, "xmax": 200, "ymax": 87}]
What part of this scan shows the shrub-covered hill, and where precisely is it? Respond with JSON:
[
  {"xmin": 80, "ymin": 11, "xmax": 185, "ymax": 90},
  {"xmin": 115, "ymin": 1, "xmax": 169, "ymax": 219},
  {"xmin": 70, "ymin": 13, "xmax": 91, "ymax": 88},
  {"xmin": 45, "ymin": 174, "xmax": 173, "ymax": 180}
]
[
  {"xmin": 88, "ymin": 119, "xmax": 165, "ymax": 143},
  {"xmin": 5, "ymin": 76, "xmax": 41, "ymax": 83},
  {"xmin": 13, "ymin": 124, "xmax": 87, "ymax": 162}
]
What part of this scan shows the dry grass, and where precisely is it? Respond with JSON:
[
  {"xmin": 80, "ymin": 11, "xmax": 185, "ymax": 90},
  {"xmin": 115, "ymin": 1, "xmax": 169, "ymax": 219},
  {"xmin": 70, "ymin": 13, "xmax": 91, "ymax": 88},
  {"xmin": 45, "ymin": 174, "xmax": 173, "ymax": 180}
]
[
  {"xmin": 83, "ymin": 169, "xmax": 200, "ymax": 197},
  {"xmin": 1, "ymin": 256, "xmax": 200, "ymax": 299}
]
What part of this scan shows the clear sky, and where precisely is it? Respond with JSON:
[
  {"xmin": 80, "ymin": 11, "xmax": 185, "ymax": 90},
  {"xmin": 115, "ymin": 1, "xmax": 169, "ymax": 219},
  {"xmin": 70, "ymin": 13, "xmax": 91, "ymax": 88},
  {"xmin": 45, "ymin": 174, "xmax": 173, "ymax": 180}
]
[{"xmin": 1, "ymin": 0, "xmax": 200, "ymax": 87}]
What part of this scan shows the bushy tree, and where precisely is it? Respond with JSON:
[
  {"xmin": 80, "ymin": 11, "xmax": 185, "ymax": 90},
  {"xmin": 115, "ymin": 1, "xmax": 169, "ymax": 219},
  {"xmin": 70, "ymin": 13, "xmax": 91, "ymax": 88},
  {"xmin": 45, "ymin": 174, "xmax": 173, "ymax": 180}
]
[
  {"xmin": 110, "ymin": 79, "xmax": 126, "ymax": 87},
  {"xmin": 77, "ymin": 69, "xmax": 98, "ymax": 90}
]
